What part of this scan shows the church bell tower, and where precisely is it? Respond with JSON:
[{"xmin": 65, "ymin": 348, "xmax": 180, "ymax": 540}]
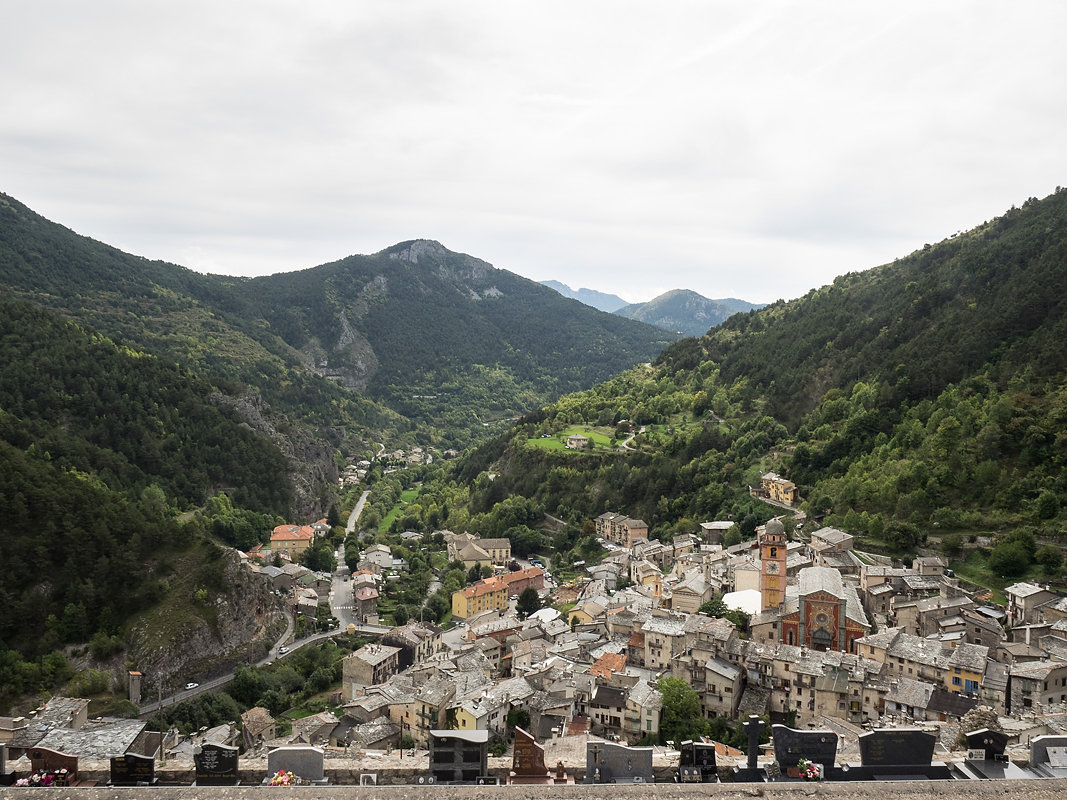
[{"xmin": 759, "ymin": 517, "xmax": 787, "ymax": 610}]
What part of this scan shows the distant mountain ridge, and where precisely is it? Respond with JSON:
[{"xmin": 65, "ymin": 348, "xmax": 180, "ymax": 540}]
[
  {"xmin": 615, "ymin": 289, "xmax": 763, "ymax": 337},
  {"xmin": 539, "ymin": 280, "xmax": 627, "ymax": 312},
  {"xmin": 541, "ymin": 280, "xmax": 762, "ymax": 336}
]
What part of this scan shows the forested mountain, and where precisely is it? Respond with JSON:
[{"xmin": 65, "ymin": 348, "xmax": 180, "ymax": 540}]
[
  {"xmin": 614, "ymin": 289, "xmax": 762, "ymax": 336},
  {"xmin": 0, "ymin": 196, "xmax": 672, "ymax": 451},
  {"xmin": 446, "ymin": 189, "xmax": 1067, "ymax": 560},
  {"xmin": 0, "ymin": 300, "xmax": 291, "ymax": 705},
  {"xmin": 540, "ymin": 279, "xmax": 628, "ymax": 312},
  {"xmin": 241, "ymin": 240, "xmax": 675, "ymax": 442},
  {"xmin": 0, "ymin": 193, "xmax": 672, "ymax": 704}
]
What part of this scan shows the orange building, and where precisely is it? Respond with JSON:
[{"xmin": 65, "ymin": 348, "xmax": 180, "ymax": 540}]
[
  {"xmin": 270, "ymin": 524, "xmax": 315, "ymax": 560},
  {"xmin": 779, "ymin": 566, "xmax": 870, "ymax": 653}
]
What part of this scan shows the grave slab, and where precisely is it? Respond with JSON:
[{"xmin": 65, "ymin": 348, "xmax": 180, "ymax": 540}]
[
  {"xmin": 584, "ymin": 741, "xmax": 654, "ymax": 784},
  {"xmin": 194, "ymin": 743, "xmax": 239, "ymax": 786}
]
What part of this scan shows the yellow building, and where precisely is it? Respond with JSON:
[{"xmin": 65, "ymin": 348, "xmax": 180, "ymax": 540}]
[
  {"xmin": 270, "ymin": 524, "xmax": 315, "ymax": 560},
  {"xmin": 451, "ymin": 579, "xmax": 509, "ymax": 619},
  {"xmin": 759, "ymin": 518, "xmax": 787, "ymax": 610},
  {"xmin": 752, "ymin": 472, "xmax": 801, "ymax": 505}
]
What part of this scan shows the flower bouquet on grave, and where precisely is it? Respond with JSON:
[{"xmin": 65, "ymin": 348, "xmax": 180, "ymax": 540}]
[
  {"xmin": 268, "ymin": 769, "xmax": 303, "ymax": 786},
  {"xmin": 22, "ymin": 768, "xmax": 68, "ymax": 787},
  {"xmin": 796, "ymin": 758, "xmax": 822, "ymax": 781}
]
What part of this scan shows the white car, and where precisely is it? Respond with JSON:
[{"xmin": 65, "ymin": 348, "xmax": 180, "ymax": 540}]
[
  {"xmin": 279, "ymin": 646, "xmax": 290, "ymax": 655},
  {"xmin": 185, "ymin": 682, "xmax": 199, "ymax": 690}
]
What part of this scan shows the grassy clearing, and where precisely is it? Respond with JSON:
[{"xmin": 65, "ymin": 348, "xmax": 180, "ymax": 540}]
[
  {"xmin": 952, "ymin": 549, "xmax": 1009, "ymax": 605},
  {"xmin": 526, "ymin": 426, "xmax": 616, "ymax": 452},
  {"xmin": 379, "ymin": 488, "xmax": 421, "ymax": 532}
]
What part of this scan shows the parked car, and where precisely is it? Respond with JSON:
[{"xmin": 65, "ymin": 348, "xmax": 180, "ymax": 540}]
[
  {"xmin": 279, "ymin": 646, "xmax": 290, "ymax": 655},
  {"xmin": 185, "ymin": 682, "xmax": 199, "ymax": 690}
]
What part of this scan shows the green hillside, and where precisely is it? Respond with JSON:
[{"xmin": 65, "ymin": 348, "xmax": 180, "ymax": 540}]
[{"xmin": 440, "ymin": 189, "xmax": 1067, "ymax": 575}]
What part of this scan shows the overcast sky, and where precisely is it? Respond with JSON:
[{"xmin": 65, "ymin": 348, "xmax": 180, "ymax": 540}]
[{"xmin": 3, "ymin": 2, "xmax": 1065, "ymax": 304}]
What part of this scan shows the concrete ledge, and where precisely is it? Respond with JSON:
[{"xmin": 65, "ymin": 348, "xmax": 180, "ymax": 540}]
[{"xmin": 4, "ymin": 778, "xmax": 1067, "ymax": 799}]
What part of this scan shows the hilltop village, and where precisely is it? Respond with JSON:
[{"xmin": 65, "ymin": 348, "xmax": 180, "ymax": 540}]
[{"xmin": 7, "ymin": 474, "xmax": 1067, "ymax": 777}]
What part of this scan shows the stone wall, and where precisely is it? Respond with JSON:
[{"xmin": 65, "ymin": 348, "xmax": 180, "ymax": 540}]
[{"xmin": 3, "ymin": 778, "xmax": 1067, "ymax": 799}]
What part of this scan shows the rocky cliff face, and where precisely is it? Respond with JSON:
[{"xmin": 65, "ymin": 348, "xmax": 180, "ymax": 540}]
[
  {"xmin": 210, "ymin": 388, "xmax": 339, "ymax": 521},
  {"xmin": 127, "ymin": 549, "xmax": 286, "ymax": 694}
]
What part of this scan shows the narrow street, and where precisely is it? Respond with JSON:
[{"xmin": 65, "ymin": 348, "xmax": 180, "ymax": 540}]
[{"xmin": 346, "ymin": 489, "xmax": 371, "ymax": 533}]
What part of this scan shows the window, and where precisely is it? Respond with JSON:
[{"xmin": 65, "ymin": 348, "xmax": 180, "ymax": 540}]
[{"xmin": 952, "ymin": 676, "xmax": 961, "ymax": 686}]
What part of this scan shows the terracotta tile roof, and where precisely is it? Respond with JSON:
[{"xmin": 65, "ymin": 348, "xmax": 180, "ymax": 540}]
[
  {"xmin": 590, "ymin": 652, "xmax": 626, "ymax": 679},
  {"xmin": 462, "ymin": 579, "xmax": 509, "ymax": 599},
  {"xmin": 271, "ymin": 524, "xmax": 315, "ymax": 542}
]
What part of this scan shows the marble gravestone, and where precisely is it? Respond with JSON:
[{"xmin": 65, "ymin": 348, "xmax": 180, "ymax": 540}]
[
  {"xmin": 109, "ymin": 752, "xmax": 156, "ymax": 786},
  {"xmin": 28, "ymin": 746, "xmax": 78, "ymax": 785},
  {"xmin": 1029, "ymin": 735, "xmax": 1067, "ymax": 778},
  {"xmin": 965, "ymin": 728, "xmax": 1009, "ymax": 762},
  {"xmin": 429, "ymin": 729, "xmax": 489, "ymax": 784},
  {"xmin": 772, "ymin": 724, "xmax": 839, "ymax": 780},
  {"xmin": 956, "ymin": 728, "xmax": 1035, "ymax": 780},
  {"xmin": 584, "ymin": 741, "xmax": 654, "ymax": 784},
  {"xmin": 678, "ymin": 740, "xmax": 717, "ymax": 783},
  {"xmin": 194, "ymin": 743, "xmax": 239, "ymax": 786},
  {"xmin": 847, "ymin": 728, "xmax": 951, "ymax": 780},
  {"xmin": 509, "ymin": 727, "xmax": 571, "ymax": 784},
  {"xmin": 266, "ymin": 745, "xmax": 327, "ymax": 785}
]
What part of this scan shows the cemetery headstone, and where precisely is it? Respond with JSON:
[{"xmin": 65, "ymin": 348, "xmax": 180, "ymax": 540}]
[
  {"xmin": 510, "ymin": 727, "xmax": 568, "ymax": 784},
  {"xmin": 0, "ymin": 744, "xmax": 13, "ymax": 787},
  {"xmin": 858, "ymin": 728, "xmax": 934, "ymax": 767},
  {"xmin": 266, "ymin": 745, "xmax": 326, "ymax": 785},
  {"xmin": 772, "ymin": 724, "xmax": 838, "ymax": 780},
  {"xmin": 584, "ymin": 741, "xmax": 654, "ymax": 784},
  {"xmin": 678, "ymin": 740, "xmax": 717, "ymax": 783},
  {"xmin": 956, "ymin": 728, "xmax": 1035, "ymax": 780},
  {"xmin": 194, "ymin": 743, "xmax": 239, "ymax": 786},
  {"xmin": 1030, "ymin": 735, "xmax": 1067, "ymax": 778},
  {"xmin": 964, "ymin": 729, "xmax": 1009, "ymax": 762},
  {"xmin": 732, "ymin": 714, "xmax": 767, "ymax": 782},
  {"xmin": 847, "ymin": 728, "xmax": 950, "ymax": 780},
  {"xmin": 109, "ymin": 752, "xmax": 156, "ymax": 786},
  {"xmin": 429, "ymin": 729, "xmax": 489, "ymax": 784},
  {"xmin": 28, "ymin": 747, "xmax": 78, "ymax": 786}
]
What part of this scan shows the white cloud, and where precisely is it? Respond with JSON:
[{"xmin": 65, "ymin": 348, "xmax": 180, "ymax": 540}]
[{"xmin": 2, "ymin": 1, "xmax": 1065, "ymax": 303}]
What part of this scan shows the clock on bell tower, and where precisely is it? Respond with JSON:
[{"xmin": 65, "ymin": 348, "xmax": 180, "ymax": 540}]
[{"xmin": 759, "ymin": 517, "xmax": 787, "ymax": 610}]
